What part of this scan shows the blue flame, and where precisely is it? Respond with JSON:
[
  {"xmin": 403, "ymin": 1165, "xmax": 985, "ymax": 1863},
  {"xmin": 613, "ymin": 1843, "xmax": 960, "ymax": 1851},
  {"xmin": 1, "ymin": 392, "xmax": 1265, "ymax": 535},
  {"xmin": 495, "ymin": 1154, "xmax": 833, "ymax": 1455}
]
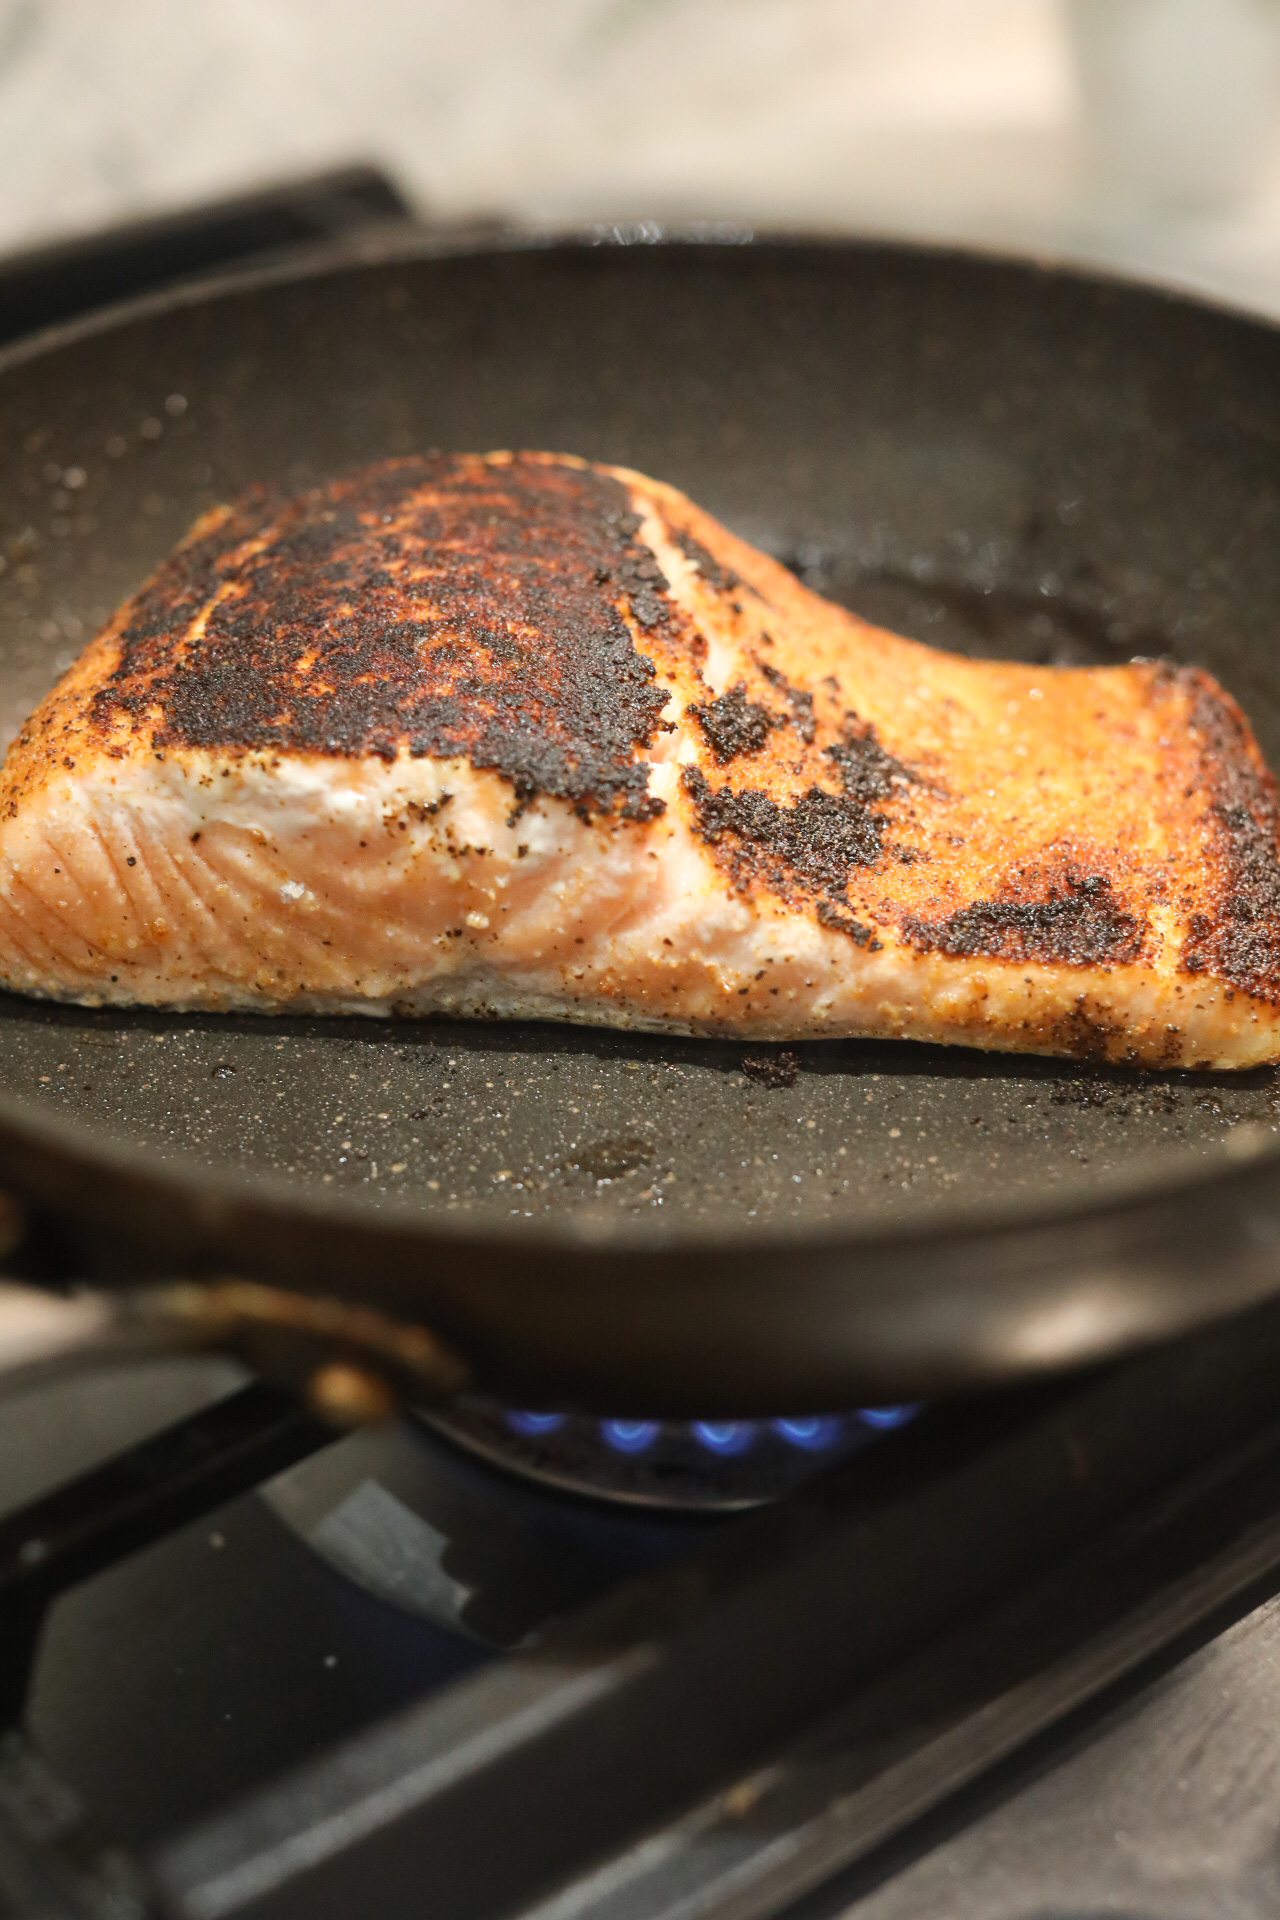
[
  {"xmin": 858, "ymin": 1404, "xmax": 921, "ymax": 1431},
  {"xmin": 771, "ymin": 1415, "xmax": 845, "ymax": 1452},
  {"xmin": 505, "ymin": 1410, "xmax": 567, "ymax": 1436},
  {"xmin": 500, "ymin": 1404, "xmax": 921, "ymax": 1453},
  {"xmin": 600, "ymin": 1419, "xmax": 661, "ymax": 1454},
  {"xmin": 691, "ymin": 1420, "xmax": 757, "ymax": 1456}
]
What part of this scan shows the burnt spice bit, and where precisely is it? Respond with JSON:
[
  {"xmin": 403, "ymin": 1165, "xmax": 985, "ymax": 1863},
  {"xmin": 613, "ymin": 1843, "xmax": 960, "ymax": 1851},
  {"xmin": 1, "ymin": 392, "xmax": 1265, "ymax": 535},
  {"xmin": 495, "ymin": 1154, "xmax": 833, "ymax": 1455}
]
[
  {"xmin": 88, "ymin": 454, "xmax": 681, "ymax": 820},
  {"xmin": 690, "ymin": 682, "xmax": 776, "ymax": 763},
  {"xmin": 741, "ymin": 1049, "xmax": 801, "ymax": 1088}
]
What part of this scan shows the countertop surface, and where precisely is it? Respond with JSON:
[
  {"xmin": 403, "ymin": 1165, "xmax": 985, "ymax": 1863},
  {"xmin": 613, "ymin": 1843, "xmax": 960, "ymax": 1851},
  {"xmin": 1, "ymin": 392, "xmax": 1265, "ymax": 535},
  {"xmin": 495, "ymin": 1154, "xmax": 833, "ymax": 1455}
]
[{"xmin": 4, "ymin": 0, "xmax": 1280, "ymax": 319}]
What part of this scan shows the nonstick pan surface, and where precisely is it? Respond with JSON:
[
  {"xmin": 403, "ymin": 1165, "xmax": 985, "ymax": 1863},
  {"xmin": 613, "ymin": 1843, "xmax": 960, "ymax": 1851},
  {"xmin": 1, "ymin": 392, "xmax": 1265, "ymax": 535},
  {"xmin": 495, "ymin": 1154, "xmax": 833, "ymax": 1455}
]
[{"xmin": 1, "ymin": 233, "xmax": 1280, "ymax": 1412}]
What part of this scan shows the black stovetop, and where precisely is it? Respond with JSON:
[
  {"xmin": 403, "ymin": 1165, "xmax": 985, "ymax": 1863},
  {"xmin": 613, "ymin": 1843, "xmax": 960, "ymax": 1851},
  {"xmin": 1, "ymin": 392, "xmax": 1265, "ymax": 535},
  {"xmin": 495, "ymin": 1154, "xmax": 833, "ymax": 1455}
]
[
  {"xmin": 5, "ymin": 173, "xmax": 1280, "ymax": 1920},
  {"xmin": 6, "ymin": 1287, "xmax": 1280, "ymax": 1920}
]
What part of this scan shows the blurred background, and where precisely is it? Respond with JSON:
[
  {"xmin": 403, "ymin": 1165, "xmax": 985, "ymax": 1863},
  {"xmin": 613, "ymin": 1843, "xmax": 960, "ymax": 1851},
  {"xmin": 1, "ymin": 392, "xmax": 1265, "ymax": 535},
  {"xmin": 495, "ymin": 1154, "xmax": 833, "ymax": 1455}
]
[{"xmin": 4, "ymin": 0, "xmax": 1280, "ymax": 311}]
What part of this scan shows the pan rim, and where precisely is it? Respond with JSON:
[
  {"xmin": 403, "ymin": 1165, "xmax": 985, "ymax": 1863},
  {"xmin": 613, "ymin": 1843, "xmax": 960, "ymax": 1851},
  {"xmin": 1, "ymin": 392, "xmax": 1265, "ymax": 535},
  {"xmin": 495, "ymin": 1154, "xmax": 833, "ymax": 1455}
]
[
  {"xmin": 0, "ymin": 227, "xmax": 1277, "ymax": 1268},
  {"xmin": 3, "ymin": 217, "xmax": 1280, "ymax": 382}
]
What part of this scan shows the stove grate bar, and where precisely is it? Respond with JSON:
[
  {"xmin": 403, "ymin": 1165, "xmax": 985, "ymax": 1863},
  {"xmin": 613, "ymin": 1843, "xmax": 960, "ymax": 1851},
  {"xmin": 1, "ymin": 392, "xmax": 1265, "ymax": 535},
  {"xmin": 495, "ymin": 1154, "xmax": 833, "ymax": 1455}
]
[
  {"xmin": 0, "ymin": 1383, "xmax": 335, "ymax": 1723},
  {"xmin": 153, "ymin": 1296, "xmax": 1280, "ymax": 1920},
  {"xmin": 507, "ymin": 1415, "xmax": 1280, "ymax": 1920}
]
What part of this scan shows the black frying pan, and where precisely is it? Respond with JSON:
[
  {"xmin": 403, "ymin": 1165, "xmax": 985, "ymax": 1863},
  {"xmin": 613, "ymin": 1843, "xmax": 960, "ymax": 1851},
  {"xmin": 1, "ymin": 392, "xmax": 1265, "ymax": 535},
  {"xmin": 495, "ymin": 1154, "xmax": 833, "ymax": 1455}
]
[{"xmin": 1, "ymin": 232, "xmax": 1279, "ymax": 1416}]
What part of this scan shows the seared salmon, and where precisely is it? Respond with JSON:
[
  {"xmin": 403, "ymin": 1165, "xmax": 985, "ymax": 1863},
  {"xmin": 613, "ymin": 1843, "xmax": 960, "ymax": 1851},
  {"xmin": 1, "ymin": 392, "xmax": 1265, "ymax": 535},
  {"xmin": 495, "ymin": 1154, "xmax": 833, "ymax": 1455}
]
[{"xmin": 0, "ymin": 450, "xmax": 1277, "ymax": 1069}]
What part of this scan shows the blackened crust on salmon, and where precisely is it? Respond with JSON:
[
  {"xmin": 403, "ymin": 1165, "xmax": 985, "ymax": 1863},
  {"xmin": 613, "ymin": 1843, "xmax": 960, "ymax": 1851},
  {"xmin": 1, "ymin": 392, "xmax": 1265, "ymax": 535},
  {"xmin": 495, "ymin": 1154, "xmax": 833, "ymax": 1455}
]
[
  {"xmin": 683, "ymin": 766, "xmax": 885, "ymax": 898},
  {"xmin": 1179, "ymin": 673, "xmax": 1280, "ymax": 1001},
  {"xmin": 690, "ymin": 683, "xmax": 775, "ymax": 763},
  {"xmin": 88, "ymin": 454, "xmax": 678, "ymax": 819},
  {"xmin": 904, "ymin": 878, "xmax": 1144, "ymax": 968},
  {"xmin": 683, "ymin": 713, "xmax": 917, "ymax": 921}
]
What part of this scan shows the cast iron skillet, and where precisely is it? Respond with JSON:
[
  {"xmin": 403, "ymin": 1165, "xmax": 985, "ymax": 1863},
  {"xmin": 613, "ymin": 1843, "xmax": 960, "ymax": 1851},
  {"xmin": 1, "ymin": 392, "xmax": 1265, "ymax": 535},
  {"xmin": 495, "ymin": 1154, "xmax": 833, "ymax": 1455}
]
[{"xmin": 1, "ymin": 230, "xmax": 1280, "ymax": 1415}]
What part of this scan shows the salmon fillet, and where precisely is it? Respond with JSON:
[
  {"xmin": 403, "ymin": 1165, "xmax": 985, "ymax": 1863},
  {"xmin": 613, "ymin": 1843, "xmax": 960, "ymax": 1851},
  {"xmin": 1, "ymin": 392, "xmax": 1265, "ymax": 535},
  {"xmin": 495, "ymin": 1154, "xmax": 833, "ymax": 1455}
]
[{"xmin": 0, "ymin": 450, "xmax": 1277, "ymax": 1069}]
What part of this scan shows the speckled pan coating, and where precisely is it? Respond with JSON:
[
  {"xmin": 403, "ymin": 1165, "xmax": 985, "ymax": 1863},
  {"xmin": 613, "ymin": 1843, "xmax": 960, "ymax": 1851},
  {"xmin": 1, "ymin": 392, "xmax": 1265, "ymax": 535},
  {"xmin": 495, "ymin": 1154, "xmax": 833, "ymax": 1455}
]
[{"xmin": 0, "ymin": 237, "xmax": 1279, "ymax": 1408}]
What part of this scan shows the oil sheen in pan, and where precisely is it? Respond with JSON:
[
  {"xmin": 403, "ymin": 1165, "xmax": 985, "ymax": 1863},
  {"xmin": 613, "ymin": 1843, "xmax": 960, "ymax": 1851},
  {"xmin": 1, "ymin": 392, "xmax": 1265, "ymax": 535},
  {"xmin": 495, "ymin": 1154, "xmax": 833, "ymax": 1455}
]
[{"xmin": 0, "ymin": 571, "xmax": 1276, "ymax": 1235}]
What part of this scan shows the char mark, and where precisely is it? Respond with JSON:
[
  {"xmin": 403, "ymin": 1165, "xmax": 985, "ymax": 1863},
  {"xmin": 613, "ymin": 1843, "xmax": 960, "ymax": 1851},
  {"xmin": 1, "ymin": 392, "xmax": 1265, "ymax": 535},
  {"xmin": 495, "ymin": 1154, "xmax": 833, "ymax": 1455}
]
[
  {"xmin": 758, "ymin": 661, "xmax": 815, "ymax": 742},
  {"xmin": 816, "ymin": 899, "xmax": 881, "ymax": 948},
  {"xmin": 684, "ymin": 714, "xmax": 917, "ymax": 922},
  {"xmin": 684, "ymin": 766, "xmax": 885, "ymax": 892},
  {"xmin": 1179, "ymin": 676, "xmax": 1280, "ymax": 1001},
  {"xmin": 905, "ymin": 876, "xmax": 1143, "ymax": 968},
  {"xmin": 672, "ymin": 528, "xmax": 739, "ymax": 594},
  {"xmin": 91, "ymin": 454, "xmax": 682, "ymax": 819},
  {"xmin": 825, "ymin": 723, "xmax": 914, "ymax": 804},
  {"xmin": 690, "ymin": 682, "xmax": 776, "ymax": 763}
]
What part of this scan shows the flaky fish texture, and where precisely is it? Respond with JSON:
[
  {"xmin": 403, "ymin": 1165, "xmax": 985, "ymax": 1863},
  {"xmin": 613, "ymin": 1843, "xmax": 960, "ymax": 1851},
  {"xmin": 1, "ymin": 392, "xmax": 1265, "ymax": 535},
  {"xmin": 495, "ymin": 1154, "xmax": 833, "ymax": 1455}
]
[{"xmin": 1, "ymin": 450, "xmax": 1279, "ymax": 1068}]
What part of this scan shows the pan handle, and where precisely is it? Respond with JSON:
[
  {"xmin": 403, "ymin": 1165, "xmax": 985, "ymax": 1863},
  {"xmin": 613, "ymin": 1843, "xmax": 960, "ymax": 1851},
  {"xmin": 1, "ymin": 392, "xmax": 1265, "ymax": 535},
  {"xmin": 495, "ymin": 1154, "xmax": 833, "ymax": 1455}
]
[{"xmin": 0, "ymin": 1278, "xmax": 470, "ymax": 1424}]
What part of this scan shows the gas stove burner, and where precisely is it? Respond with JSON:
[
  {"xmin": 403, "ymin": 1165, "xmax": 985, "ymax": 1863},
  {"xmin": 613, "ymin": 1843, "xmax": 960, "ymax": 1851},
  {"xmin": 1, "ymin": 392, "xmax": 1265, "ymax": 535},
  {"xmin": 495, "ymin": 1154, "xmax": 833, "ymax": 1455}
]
[{"xmin": 418, "ymin": 1397, "xmax": 921, "ymax": 1511}]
